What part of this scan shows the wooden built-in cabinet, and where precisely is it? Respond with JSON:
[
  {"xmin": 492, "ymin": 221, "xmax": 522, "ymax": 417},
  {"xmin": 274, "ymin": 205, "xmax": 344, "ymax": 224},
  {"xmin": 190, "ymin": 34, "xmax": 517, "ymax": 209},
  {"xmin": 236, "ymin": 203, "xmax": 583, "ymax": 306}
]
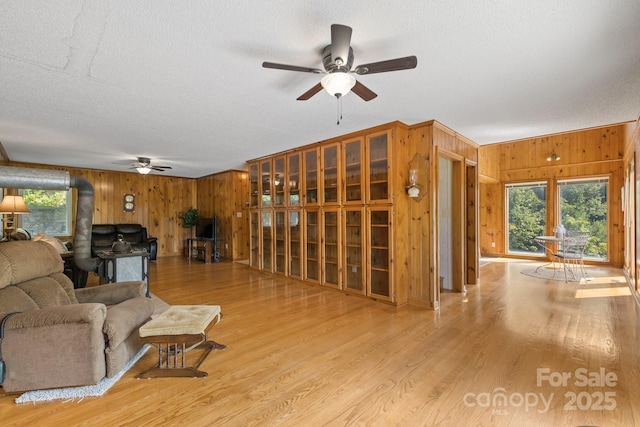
[
  {"xmin": 247, "ymin": 124, "xmax": 405, "ymax": 304},
  {"xmin": 246, "ymin": 122, "xmax": 439, "ymax": 306}
]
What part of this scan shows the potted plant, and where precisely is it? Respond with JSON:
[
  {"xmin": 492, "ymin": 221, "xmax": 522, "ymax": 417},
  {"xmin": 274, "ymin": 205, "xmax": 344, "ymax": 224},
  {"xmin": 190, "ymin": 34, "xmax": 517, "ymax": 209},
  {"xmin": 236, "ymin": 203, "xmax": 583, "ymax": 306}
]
[{"xmin": 179, "ymin": 208, "xmax": 198, "ymax": 235}]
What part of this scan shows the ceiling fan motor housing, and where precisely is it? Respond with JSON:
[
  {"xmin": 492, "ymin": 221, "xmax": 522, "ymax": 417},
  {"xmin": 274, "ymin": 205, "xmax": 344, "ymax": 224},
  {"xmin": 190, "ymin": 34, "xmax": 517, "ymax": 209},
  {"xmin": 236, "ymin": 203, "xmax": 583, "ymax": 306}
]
[{"xmin": 322, "ymin": 45, "xmax": 354, "ymax": 73}]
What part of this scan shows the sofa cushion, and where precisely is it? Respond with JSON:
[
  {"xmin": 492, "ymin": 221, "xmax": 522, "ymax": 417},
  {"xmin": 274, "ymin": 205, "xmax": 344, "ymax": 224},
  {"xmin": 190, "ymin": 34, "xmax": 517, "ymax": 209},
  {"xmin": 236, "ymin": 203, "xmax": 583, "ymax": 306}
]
[
  {"xmin": 103, "ymin": 297, "xmax": 154, "ymax": 350},
  {"xmin": 16, "ymin": 276, "xmax": 74, "ymax": 308},
  {"xmin": 0, "ymin": 241, "xmax": 63, "ymax": 286},
  {"xmin": 91, "ymin": 225, "xmax": 118, "ymax": 247},
  {"xmin": 0, "ymin": 286, "xmax": 39, "ymax": 319}
]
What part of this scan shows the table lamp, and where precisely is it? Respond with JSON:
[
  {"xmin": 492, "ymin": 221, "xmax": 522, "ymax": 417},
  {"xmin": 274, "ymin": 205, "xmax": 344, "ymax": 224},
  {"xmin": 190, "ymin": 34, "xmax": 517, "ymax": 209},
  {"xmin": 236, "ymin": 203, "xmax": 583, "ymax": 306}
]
[{"xmin": 0, "ymin": 195, "xmax": 32, "ymax": 241}]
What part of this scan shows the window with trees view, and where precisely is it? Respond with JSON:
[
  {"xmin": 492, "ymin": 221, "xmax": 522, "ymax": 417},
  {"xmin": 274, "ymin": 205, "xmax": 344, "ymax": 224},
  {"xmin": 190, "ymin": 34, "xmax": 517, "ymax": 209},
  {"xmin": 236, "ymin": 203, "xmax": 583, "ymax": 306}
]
[
  {"xmin": 507, "ymin": 182, "xmax": 547, "ymax": 255},
  {"xmin": 20, "ymin": 189, "xmax": 71, "ymax": 236},
  {"xmin": 558, "ymin": 178, "xmax": 608, "ymax": 260}
]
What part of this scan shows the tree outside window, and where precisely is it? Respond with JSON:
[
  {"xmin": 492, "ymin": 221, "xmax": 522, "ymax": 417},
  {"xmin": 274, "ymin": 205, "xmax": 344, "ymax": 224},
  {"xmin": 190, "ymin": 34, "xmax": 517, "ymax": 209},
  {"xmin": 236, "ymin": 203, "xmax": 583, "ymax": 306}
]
[
  {"xmin": 558, "ymin": 178, "xmax": 608, "ymax": 260},
  {"xmin": 507, "ymin": 183, "xmax": 547, "ymax": 255},
  {"xmin": 20, "ymin": 189, "xmax": 71, "ymax": 236}
]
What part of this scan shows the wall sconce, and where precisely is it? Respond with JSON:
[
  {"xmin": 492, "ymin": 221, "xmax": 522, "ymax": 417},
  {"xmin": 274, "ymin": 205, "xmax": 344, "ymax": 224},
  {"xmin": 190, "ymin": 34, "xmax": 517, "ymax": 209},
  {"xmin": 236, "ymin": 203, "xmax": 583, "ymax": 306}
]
[
  {"xmin": 407, "ymin": 168, "xmax": 420, "ymax": 198},
  {"xmin": 546, "ymin": 151, "xmax": 560, "ymax": 161}
]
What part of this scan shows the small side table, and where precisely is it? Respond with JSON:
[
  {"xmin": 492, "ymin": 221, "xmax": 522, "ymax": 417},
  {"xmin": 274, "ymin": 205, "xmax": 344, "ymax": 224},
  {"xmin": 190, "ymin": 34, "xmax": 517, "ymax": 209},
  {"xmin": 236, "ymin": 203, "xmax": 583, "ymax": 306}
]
[{"xmin": 137, "ymin": 305, "xmax": 226, "ymax": 378}]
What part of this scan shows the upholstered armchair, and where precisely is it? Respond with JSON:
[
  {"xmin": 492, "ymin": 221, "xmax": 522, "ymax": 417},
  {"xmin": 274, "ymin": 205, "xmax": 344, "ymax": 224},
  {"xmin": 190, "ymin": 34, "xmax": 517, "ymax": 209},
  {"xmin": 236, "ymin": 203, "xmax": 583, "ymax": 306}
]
[{"xmin": 0, "ymin": 241, "xmax": 154, "ymax": 392}]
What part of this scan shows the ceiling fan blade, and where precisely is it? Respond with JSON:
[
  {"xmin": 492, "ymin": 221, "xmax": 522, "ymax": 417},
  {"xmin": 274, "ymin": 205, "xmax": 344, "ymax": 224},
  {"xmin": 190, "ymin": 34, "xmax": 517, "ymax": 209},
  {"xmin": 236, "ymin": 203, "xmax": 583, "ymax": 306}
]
[
  {"xmin": 351, "ymin": 80, "xmax": 377, "ymax": 101},
  {"xmin": 297, "ymin": 83, "xmax": 323, "ymax": 101},
  {"xmin": 331, "ymin": 24, "xmax": 352, "ymax": 66},
  {"xmin": 262, "ymin": 62, "xmax": 323, "ymax": 73},
  {"xmin": 150, "ymin": 166, "xmax": 172, "ymax": 171},
  {"xmin": 354, "ymin": 55, "xmax": 417, "ymax": 75}
]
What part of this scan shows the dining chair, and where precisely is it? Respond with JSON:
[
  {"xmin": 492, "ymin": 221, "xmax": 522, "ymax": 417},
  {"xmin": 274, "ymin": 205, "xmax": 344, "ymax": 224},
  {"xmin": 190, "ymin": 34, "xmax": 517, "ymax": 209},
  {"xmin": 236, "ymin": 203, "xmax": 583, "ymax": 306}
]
[{"xmin": 552, "ymin": 231, "xmax": 590, "ymax": 282}]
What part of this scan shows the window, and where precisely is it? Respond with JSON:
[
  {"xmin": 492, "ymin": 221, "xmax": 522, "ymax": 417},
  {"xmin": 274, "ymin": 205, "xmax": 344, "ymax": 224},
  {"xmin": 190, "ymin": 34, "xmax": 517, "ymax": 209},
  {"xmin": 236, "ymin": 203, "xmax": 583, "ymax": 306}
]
[
  {"xmin": 20, "ymin": 189, "xmax": 71, "ymax": 236},
  {"xmin": 506, "ymin": 182, "xmax": 547, "ymax": 255},
  {"xmin": 558, "ymin": 178, "xmax": 608, "ymax": 260}
]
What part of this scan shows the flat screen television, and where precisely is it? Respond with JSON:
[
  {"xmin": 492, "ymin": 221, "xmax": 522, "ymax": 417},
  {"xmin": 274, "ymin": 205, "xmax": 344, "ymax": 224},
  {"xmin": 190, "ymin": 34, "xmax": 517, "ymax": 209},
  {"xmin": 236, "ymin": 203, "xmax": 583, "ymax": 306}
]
[{"xmin": 195, "ymin": 216, "xmax": 217, "ymax": 239}]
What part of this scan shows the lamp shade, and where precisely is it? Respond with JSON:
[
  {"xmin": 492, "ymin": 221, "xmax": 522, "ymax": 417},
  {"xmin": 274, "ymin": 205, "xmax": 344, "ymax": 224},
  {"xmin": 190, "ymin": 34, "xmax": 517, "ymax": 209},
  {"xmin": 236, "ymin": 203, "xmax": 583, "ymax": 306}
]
[
  {"xmin": 0, "ymin": 195, "xmax": 32, "ymax": 214},
  {"xmin": 321, "ymin": 72, "xmax": 356, "ymax": 97},
  {"xmin": 136, "ymin": 166, "xmax": 152, "ymax": 175}
]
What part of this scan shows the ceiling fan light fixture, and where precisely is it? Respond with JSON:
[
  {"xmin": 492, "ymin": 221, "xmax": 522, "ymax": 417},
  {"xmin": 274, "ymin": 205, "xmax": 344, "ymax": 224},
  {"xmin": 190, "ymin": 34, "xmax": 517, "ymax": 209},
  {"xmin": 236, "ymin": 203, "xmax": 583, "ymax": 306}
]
[
  {"xmin": 321, "ymin": 72, "xmax": 356, "ymax": 97},
  {"xmin": 136, "ymin": 166, "xmax": 152, "ymax": 175}
]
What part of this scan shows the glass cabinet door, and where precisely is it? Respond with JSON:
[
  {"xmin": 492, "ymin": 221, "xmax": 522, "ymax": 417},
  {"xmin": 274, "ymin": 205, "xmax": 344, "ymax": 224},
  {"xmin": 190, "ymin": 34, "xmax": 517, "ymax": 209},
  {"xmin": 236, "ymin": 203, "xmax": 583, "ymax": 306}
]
[
  {"xmin": 250, "ymin": 211, "xmax": 260, "ymax": 268},
  {"xmin": 322, "ymin": 209, "xmax": 341, "ymax": 288},
  {"xmin": 322, "ymin": 144, "xmax": 340, "ymax": 205},
  {"xmin": 287, "ymin": 153, "xmax": 301, "ymax": 206},
  {"xmin": 343, "ymin": 138, "xmax": 363, "ymax": 204},
  {"xmin": 261, "ymin": 211, "xmax": 273, "ymax": 272},
  {"xmin": 288, "ymin": 210, "xmax": 302, "ymax": 278},
  {"xmin": 249, "ymin": 163, "xmax": 259, "ymax": 208},
  {"xmin": 260, "ymin": 160, "xmax": 272, "ymax": 208},
  {"xmin": 305, "ymin": 209, "xmax": 320, "ymax": 283},
  {"xmin": 303, "ymin": 149, "xmax": 319, "ymax": 205},
  {"xmin": 274, "ymin": 211, "xmax": 286, "ymax": 274},
  {"xmin": 368, "ymin": 207, "xmax": 392, "ymax": 300},
  {"xmin": 344, "ymin": 208, "xmax": 364, "ymax": 293},
  {"xmin": 274, "ymin": 157, "xmax": 285, "ymax": 207},
  {"xmin": 367, "ymin": 131, "xmax": 391, "ymax": 203}
]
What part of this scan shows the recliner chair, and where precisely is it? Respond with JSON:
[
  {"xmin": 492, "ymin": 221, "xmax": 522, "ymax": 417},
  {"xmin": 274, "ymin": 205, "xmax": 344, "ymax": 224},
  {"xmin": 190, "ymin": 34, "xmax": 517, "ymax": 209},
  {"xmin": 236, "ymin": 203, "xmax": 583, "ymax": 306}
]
[{"xmin": 0, "ymin": 241, "xmax": 155, "ymax": 392}]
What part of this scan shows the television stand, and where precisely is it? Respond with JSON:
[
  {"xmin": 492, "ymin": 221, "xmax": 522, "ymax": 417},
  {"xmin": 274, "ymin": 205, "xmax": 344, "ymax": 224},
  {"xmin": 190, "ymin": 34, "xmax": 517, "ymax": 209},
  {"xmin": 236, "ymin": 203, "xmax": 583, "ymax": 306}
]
[{"xmin": 187, "ymin": 237, "xmax": 219, "ymax": 264}]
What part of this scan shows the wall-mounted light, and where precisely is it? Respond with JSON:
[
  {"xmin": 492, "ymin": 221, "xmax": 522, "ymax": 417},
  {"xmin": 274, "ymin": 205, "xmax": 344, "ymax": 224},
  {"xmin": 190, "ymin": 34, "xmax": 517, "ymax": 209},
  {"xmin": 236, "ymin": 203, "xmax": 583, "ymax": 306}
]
[
  {"xmin": 407, "ymin": 168, "xmax": 420, "ymax": 198},
  {"xmin": 546, "ymin": 151, "xmax": 560, "ymax": 161}
]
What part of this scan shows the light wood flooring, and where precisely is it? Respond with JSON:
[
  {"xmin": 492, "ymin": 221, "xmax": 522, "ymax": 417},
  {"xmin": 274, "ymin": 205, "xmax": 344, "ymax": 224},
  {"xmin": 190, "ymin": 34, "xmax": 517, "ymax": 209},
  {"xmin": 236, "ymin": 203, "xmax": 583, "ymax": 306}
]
[{"xmin": 1, "ymin": 257, "xmax": 639, "ymax": 426}]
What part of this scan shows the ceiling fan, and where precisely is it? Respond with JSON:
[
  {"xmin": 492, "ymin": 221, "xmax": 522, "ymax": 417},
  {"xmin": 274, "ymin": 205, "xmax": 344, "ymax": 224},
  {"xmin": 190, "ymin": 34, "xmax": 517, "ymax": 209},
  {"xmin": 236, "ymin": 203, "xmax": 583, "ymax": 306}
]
[
  {"xmin": 262, "ymin": 24, "xmax": 417, "ymax": 103},
  {"xmin": 116, "ymin": 157, "xmax": 172, "ymax": 174}
]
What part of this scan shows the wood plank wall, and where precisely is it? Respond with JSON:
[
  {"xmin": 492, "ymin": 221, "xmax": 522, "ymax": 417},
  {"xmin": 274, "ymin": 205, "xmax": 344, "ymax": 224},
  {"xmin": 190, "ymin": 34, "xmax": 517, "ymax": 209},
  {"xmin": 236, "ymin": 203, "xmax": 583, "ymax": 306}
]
[
  {"xmin": 5, "ymin": 161, "xmax": 197, "ymax": 257},
  {"xmin": 478, "ymin": 124, "xmax": 628, "ymax": 266},
  {"xmin": 196, "ymin": 170, "xmax": 249, "ymax": 261},
  {"xmin": 407, "ymin": 121, "xmax": 479, "ymax": 306}
]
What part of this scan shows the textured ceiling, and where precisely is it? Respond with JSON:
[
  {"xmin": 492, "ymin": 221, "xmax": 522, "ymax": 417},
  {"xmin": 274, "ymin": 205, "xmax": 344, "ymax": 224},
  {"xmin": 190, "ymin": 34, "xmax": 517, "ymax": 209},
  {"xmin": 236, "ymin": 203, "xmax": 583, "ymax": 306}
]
[{"xmin": 1, "ymin": 0, "xmax": 639, "ymax": 178}]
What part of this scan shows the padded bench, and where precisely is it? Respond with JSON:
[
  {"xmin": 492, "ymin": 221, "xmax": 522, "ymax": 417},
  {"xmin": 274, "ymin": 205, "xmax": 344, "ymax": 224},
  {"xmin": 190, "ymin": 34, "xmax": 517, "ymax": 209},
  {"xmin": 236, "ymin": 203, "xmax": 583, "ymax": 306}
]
[{"xmin": 137, "ymin": 305, "xmax": 226, "ymax": 378}]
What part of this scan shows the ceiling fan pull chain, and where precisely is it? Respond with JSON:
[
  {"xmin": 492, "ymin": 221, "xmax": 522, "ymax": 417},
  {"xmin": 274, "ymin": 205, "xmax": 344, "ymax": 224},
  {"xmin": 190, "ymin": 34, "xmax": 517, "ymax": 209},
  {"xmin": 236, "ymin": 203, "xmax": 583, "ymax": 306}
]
[{"xmin": 336, "ymin": 94, "xmax": 343, "ymax": 125}]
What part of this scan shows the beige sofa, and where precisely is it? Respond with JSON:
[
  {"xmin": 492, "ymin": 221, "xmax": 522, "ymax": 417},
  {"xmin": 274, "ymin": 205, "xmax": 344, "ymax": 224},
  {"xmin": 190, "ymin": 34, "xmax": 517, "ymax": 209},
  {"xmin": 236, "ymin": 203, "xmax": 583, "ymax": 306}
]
[{"xmin": 0, "ymin": 240, "xmax": 155, "ymax": 392}]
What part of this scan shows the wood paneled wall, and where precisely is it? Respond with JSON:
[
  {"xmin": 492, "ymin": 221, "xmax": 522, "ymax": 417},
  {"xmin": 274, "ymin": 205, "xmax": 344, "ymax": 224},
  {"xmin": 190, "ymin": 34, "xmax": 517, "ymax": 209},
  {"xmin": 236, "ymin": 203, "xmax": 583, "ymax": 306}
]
[
  {"xmin": 196, "ymin": 170, "xmax": 249, "ymax": 261},
  {"xmin": 4, "ymin": 162, "xmax": 251, "ymax": 260},
  {"xmin": 407, "ymin": 121, "xmax": 479, "ymax": 307},
  {"xmin": 478, "ymin": 124, "xmax": 628, "ymax": 266}
]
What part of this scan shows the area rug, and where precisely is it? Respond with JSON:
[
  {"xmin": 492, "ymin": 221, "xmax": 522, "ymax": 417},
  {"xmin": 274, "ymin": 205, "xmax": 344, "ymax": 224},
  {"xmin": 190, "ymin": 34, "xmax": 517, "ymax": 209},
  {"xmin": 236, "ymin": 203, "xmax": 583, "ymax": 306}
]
[
  {"xmin": 521, "ymin": 266, "xmax": 589, "ymax": 282},
  {"xmin": 15, "ymin": 344, "xmax": 150, "ymax": 404}
]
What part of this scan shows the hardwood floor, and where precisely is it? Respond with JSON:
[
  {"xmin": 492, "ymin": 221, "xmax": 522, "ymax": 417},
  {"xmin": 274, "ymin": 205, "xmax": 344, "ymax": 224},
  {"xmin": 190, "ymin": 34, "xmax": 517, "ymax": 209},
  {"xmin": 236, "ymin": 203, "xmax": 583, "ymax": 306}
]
[{"xmin": 2, "ymin": 257, "xmax": 639, "ymax": 426}]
